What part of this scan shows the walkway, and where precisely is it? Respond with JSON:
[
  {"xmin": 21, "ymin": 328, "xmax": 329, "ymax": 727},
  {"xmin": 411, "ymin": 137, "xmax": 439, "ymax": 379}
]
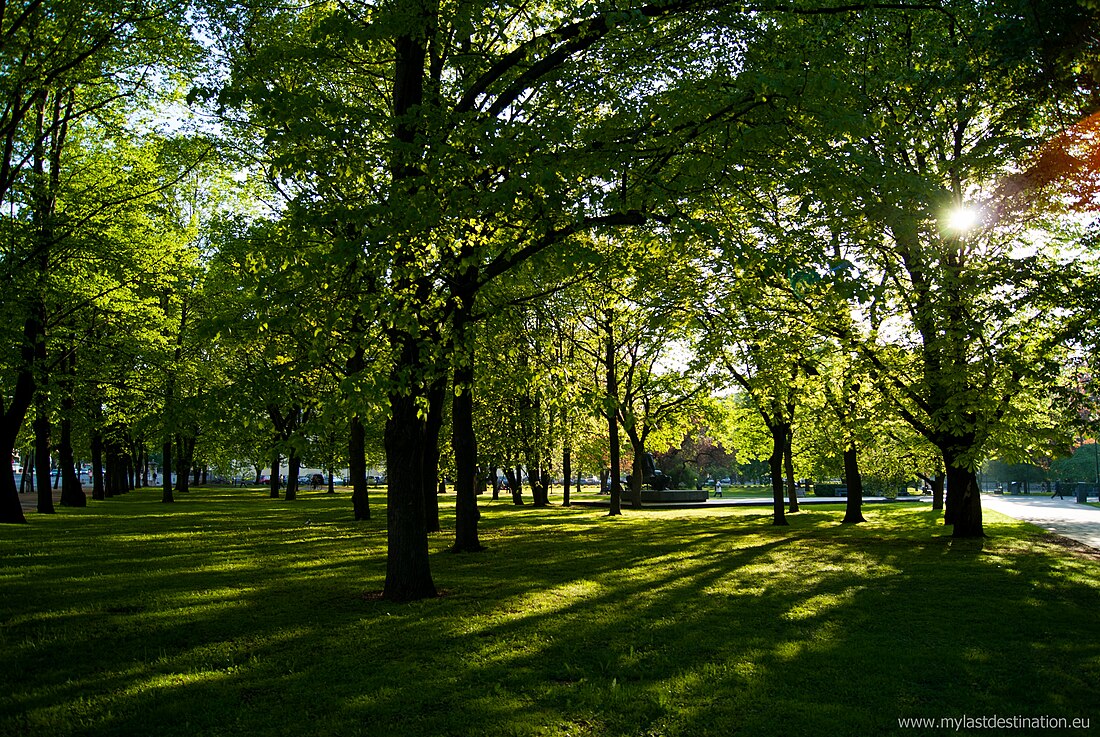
[
  {"xmin": 569, "ymin": 495, "xmax": 929, "ymax": 510},
  {"xmin": 981, "ymin": 492, "xmax": 1100, "ymax": 551}
]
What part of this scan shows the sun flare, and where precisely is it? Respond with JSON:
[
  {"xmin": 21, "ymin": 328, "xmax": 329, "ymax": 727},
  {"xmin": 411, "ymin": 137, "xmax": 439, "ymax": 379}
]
[{"xmin": 945, "ymin": 205, "xmax": 980, "ymax": 233}]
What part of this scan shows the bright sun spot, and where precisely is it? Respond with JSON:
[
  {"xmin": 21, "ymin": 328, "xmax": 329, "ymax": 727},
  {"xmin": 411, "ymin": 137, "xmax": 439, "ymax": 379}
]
[{"xmin": 944, "ymin": 205, "xmax": 980, "ymax": 232}]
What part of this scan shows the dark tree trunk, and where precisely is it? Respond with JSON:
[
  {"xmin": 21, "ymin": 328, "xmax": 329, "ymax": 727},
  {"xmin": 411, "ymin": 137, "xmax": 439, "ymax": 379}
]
[
  {"xmin": 19, "ymin": 452, "xmax": 31, "ymax": 494},
  {"xmin": 783, "ymin": 427, "xmax": 798, "ymax": 513},
  {"xmin": 0, "ymin": 444, "xmax": 27, "ymax": 523},
  {"xmin": 452, "ymin": 323, "xmax": 483, "ymax": 552},
  {"xmin": 126, "ymin": 450, "xmax": 136, "ymax": 492},
  {"xmin": 841, "ymin": 445, "xmax": 865, "ymax": 524},
  {"xmin": 605, "ymin": 318, "xmax": 622, "ymax": 516},
  {"xmin": 627, "ymin": 433, "xmax": 644, "ymax": 509},
  {"xmin": 286, "ymin": 450, "xmax": 301, "ymax": 501},
  {"xmin": 422, "ymin": 379, "xmax": 445, "ymax": 533},
  {"xmin": 931, "ymin": 472, "xmax": 945, "ymax": 510},
  {"xmin": 269, "ymin": 452, "xmax": 280, "ymax": 499},
  {"xmin": 175, "ymin": 435, "xmax": 193, "ymax": 494},
  {"xmin": 349, "ymin": 414, "xmax": 371, "ymax": 519},
  {"xmin": 0, "ymin": 352, "xmax": 35, "ymax": 523},
  {"xmin": 57, "ymin": 416, "xmax": 85, "ymax": 507},
  {"xmin": 104, "ymin": 442, "xmax": 119, "ymax": 496},
  {"xmin": 103, "ymin": 446, "xmax": 115, "ymax": 497},
  {"xmin": 383, "ymin": 385, "xmax": 437, "ymax": 602},
  {"xmin": 161, "ymin": 439, "xmax": 174, "ymax": 503},
  {"xmin": 57, "ymin": 349, "xmax": 85, "ymax": 506},
  {"xmin": 34, "ymin": 402, "xmax": 54, "ymax": 514},
  {"xmin": 530, "ymin": 470, "xmax": 549, "ymax": 507},
  {"xmin": 505, "ymin": 467, "xmax": 523, "ymax": 505},
  {"xmin": 769, "ymin": 423, "xmax": 788, "ymax": 526},
  {"xmin": 90, "ymin": 429, "xmax": 105, "ymax": 500},
  {"xmin": 379, "ymin": 2, "xmax": 441, "ymax": 602},
  {"xmin": 489, "ymin": 465, "xmax": 500, "ymax": 500},
  {"xmin": 946, "ymin": 462, "xmax": 983, "ymax": 538},
  {"xmin": 562, "ymin": 446, "xmax": 572, "ymax": 507}
]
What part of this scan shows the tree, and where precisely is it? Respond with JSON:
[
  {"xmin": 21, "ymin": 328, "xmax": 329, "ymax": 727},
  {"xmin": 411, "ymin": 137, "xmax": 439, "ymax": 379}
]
[
  {"xmin": 210, "ymin": 0, "xmax": 790, "ymax": 598},
  {"xmin": 714, "ymin": 1, "xmax": 1100, "ymax": 537},
  {"xmin": 0, "ymin": 0, "xmax": 197, "ymax": 522}
]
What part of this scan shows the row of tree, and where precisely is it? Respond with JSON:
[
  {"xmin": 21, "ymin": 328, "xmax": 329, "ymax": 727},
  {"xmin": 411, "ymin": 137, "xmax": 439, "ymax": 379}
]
[{"xmin": 2, "ymin": 0, "xmax": 1099, "ymax": 602}]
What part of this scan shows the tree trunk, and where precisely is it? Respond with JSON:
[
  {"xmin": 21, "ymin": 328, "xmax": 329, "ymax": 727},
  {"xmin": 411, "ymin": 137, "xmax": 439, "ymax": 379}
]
[
  {"xmin": 269, "ymin": 451, "xmax": 280, "ymax": 499},
  {"xmin": 489, "ymin": 465, "xmax": 500, "ymax": 500},
  {"xmin": 379, "ymin": 2, "xmax": 441, "ymax": 602},
  {"xmin": 34, "ymin": 401, "xmax": 54, "ymax": 514},
  {"xmin": 349, "ymin": 414, "xmax": 371, "ymax": 519},
  {"xmin": 452, "ymin": 323, "xmax": 483, "ymax": 552},
  {"xmin": 286, "ymin": 449, "xmax": 301, "ymax": 501},
  {"xmin": 562, "ymin": 446, "xmax": 572, "ymax": 507},
  {"xmin": 506, "ymin": 467, "xmax": 523, "ymax": 505},
  {"xmin": 605, "ymin": 318, "xmax": 622, "ymax": 516},
  {"xmin": 769, "ymin": 423, "xmax": 788, "ymax": 526},
  {"xmin": 176, "ymin": 435, "xmax": 193, "ymax": 494},
  {"xmin": 530, "ymin": 469, "xmax": 549, "ymax": 507},
  {"xmin": 104, "ymin": 442, "xmax": 119, "ymax": 496},
  {"xmin": 383, "ymin": 385, "xmax": 437, "ymax": 602},
  {"xmin": 931, "ymin": 472, "xmax": 945, "ymax": 511},
  {"xmin": 783, "ymin": 427, "xmax": 798, "ymax": 513},
  {"xmin": 57, "ymin": 413, "xmax": 85, "ymax": 507},
  {"xmin": 0, "ymin": 438, "xmax": 27, "ymax": 523},
  {"xmin": 90, "ymin": 429, "xmax": 105, "ymax": 501},
  {"xmin": 946, "ymin": 461, "xmax": 983, "ymax": 538},
  {"xmin": 626, "ymin": 431, "xmax": 644, "ymax": 509},
  {"xmin": 0, "ymin": 342, "xmax": 35, "ymax": 523},
  {"xmin": 57, "ymin": 349, "xmax": 85, "ymax": 507},
  {"xmin": 841, "ymin": 445, "xmax": 865, "ymax": 524},
  {"xmin": 161, "ymin": 439, "xmax": 174, "ymax": 503},
  {"xmin": 20, "ymin": 451, "xmax": 31, "ymax": 493},
  {"xmin": 422, "ymin": 379, "xmax": 445, "ymax": 533}
]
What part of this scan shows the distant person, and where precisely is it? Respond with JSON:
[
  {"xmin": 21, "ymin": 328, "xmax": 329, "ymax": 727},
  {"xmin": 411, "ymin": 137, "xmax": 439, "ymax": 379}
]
[
  {"xmin": 714, "ymin": 481, "xmax": 722, "ymax": 498},
  {"xmin": 1052, "ymin": 482, "xmax": 1065, "ymax": 499}
]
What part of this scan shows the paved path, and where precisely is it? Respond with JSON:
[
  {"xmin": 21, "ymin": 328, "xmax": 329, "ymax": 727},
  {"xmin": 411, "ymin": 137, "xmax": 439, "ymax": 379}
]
[
  {"xmin": 981, "ymin": 492, "xmax": 1100, "ymax": 551},
  {"xmin": 570, "ymin": 495, "xmax": 929, "ymax": 510}
]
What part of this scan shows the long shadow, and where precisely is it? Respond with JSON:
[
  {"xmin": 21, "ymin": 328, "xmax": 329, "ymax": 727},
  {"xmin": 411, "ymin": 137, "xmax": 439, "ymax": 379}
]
[{"xmin": 2, "ymin": 488, "xmax": 1098, "ymax": 736}]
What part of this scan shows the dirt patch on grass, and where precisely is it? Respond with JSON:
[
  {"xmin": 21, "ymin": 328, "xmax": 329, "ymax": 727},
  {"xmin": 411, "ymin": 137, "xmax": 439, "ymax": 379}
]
[{"xmin": 1038, "ymin": 532, "xmax": 1100, "ymax": 561}]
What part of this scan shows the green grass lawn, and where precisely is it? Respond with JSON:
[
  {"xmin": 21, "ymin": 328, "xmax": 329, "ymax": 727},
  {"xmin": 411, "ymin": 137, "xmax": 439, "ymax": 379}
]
[{"xmin": 2, "ymin": 487, "xmax": 1098, "ymax": 737}]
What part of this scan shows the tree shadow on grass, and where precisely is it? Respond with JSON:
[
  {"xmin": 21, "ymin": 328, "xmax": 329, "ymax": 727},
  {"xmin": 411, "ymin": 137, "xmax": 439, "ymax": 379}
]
[{"xmin": 2, "ymin": 488, "xmax": 1098, "ymax": 736}]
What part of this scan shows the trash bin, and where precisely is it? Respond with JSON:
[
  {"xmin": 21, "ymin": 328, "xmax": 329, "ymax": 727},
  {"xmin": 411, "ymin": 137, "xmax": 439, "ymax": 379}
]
[{"xmin": 1077, "ymin": 483, "xmax": 1089, "ymax": 504}]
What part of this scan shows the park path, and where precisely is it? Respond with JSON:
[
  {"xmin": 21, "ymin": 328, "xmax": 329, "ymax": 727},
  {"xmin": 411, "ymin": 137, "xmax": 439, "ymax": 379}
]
[
  {"xmin": 982, "ymin": 492, "xmax": 1100, "ymax": 551},
  {"xmin": 18, "ymin": 488, "xmax": 61, "ymax": 513}
]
